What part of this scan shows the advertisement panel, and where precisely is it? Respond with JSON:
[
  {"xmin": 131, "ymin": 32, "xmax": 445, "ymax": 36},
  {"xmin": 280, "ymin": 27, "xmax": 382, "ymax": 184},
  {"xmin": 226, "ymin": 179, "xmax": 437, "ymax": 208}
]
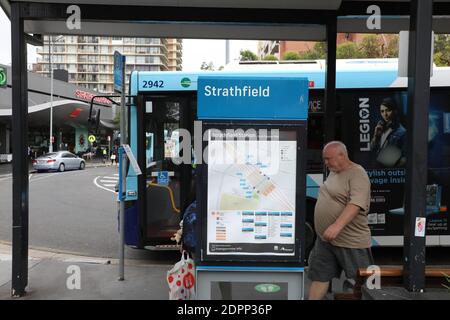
[{"xmin": 341, "ymin": 89, "xmax": 450, "ymax": 236}]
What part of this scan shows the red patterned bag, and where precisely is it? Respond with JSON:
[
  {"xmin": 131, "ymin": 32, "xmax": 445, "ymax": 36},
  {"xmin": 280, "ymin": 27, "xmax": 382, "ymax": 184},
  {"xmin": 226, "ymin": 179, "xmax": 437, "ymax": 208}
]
[{"xmin": 167, "ymin": 251, "xmax": 196, "ymax": 300}]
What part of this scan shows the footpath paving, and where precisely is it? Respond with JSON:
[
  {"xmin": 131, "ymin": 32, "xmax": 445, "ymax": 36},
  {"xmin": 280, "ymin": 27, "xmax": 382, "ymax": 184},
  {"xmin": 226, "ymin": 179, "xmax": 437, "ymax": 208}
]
[
  {"xmin": 0, "ymin": 244, "xmax": 171, "ymax": 300},
  {"xmin": 0, "ymin": 243, "xmax": 332, "ymax": 300}
]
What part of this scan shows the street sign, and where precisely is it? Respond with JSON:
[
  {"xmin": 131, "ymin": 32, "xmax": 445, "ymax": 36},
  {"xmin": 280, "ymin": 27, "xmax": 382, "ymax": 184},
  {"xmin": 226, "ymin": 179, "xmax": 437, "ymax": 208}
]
[
  {"xmin": 114, "ymin": 51, "xmax": 125, "ymax": 93},
  {"xmin": 0, "ymin": 67, "xmax": 6, "ymax": 87},
  {"xmin": 88, "ymin": 135, "xmax": 96, "ymax": 143},
  {"xmin": 198, "ymin": 76, "xmax": 308, "ymax": 120}
]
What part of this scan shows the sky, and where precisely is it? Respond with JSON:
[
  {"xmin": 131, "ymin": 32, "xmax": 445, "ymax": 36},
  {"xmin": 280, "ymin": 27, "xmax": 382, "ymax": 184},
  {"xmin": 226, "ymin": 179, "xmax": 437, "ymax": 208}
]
[
  {"xmin": 0, "ymin": 9, "xmax": 258, "ymax": 70},
  {"xmin": 0, "ymin": 10, "xmax": 38, "ymax": 67}
]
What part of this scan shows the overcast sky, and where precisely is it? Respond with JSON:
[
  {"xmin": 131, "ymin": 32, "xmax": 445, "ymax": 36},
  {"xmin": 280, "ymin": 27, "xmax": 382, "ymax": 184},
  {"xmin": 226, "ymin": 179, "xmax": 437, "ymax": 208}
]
[{"xmin": 0, "ymin": 9, "xmax": 258, "ymax": 70}]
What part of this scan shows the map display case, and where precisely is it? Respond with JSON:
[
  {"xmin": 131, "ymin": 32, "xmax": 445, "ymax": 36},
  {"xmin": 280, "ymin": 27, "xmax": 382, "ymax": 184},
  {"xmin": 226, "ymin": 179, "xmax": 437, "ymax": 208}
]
[{"xmin": 195, "ymin": 76, "xmax": 308, "ymax": 266}]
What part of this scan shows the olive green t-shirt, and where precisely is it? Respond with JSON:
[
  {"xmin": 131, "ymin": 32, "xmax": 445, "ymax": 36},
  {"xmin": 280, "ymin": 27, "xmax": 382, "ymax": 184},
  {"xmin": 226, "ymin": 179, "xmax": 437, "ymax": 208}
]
[{"xmin": 314, "ymin": 164, "xmax": 372, "ymax": 248}]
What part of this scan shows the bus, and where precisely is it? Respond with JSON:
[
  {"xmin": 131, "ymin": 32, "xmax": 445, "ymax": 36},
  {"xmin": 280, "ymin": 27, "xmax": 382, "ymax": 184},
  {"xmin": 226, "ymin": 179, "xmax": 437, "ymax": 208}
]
[{"xmin": 121, "ymin": 58, "xmax": 450, "ymax": 257}]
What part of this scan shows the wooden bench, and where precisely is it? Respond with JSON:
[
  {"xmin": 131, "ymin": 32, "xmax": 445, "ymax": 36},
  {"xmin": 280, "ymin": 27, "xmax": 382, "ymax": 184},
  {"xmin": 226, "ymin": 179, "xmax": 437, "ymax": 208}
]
[{"xmin": 334, "ymin": 266, "xmax": 450, "ymax": 300}]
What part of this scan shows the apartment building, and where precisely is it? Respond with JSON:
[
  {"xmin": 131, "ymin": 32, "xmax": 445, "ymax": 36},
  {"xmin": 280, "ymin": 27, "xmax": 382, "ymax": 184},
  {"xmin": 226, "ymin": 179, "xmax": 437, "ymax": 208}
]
[{"xmin": 34, "ymin": 36, "xmax": 183, "ymax": 94}]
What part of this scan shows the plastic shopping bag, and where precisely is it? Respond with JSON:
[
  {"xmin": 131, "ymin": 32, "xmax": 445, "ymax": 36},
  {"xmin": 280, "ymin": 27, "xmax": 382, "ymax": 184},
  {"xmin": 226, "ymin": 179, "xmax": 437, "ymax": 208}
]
[{"xmin": 167, "ymin": 251, "xmax": 196, "ymax": 300}]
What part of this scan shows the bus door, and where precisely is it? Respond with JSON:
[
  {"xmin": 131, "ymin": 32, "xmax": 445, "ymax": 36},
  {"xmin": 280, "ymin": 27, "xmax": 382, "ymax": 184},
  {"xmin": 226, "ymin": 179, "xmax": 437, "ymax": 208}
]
[{"xmin": 141, "ymin": 94, "xmax": 195, "ymax": 248}]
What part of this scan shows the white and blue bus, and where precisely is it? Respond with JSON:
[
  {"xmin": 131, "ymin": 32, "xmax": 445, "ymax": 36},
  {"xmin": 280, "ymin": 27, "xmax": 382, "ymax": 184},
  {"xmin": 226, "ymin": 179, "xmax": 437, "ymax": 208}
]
[{"xmin": 122, "ymin": 59, "xmax": 450, "ymax": 255}]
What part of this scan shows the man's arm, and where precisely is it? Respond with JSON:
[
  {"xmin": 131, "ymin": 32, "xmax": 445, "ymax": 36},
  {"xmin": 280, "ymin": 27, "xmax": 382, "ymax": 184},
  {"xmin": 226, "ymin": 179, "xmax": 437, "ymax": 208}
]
[{"xmin": 322, "ymin": 203, "xmax": 361, "ymax": 242}]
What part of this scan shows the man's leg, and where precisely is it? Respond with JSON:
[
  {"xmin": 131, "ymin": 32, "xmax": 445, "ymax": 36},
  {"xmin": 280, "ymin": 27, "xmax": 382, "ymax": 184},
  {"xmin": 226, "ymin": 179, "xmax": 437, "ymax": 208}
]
[
  {"xmin": 307, "ymin": 237, "xmax": 340, "ymax": 300},
  {"xmin": 308, "ymin": 281, "xmax": 330, "ymax": 300}
]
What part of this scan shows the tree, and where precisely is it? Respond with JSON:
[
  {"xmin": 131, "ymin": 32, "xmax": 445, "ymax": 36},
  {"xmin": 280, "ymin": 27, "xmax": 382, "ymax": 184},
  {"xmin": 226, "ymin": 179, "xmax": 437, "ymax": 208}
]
[
  {"xmin": 359, "ymin": 35, "xmax": 382, "ymax": 58},
  {"xmin": 433, "ymin": 34, "xmax": 450, "ymax": 66},
  {"xmin": 200, "ymin": 61, "xmax": 215, "ymax": 70},
  {"xmin": 263, "ymin": 54, "xmax": 278, "ymax": 61},
  {"xmin": 239, "ymin": 49, "xmax": 258, "ymax": 61},
  {"xmin": 283, "ymin": 51, "xmax": 301, "ymax": 60},
  {"xmin": 298, "ymin": 42, "xmax": 326, "ymax": 60},
  {"xmin": 383, "ymin": 35, "xmax": 399, "ymax": 58},
  {"xmin": 336, "ymin": 42, "xmax": 361, "ymax": 59}
]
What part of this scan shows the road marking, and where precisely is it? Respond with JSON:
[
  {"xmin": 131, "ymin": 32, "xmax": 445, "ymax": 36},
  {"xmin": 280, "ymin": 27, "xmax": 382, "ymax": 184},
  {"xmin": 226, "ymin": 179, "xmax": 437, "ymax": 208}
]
[
  {"xmin": 102, "ymin": 176, "xmax": 118, "ymax": 179},
  {"xmin": 103, "ymin": 184, "xmax": 117, "ymax": 187},
  {"xmin": 94, "ymin": 176, "xmax": 117, "ymax": 194}
]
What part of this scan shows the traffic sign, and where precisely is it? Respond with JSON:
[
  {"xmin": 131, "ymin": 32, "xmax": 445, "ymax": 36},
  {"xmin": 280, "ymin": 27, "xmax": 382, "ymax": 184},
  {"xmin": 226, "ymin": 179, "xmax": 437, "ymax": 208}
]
[
  {"xmin": 114, "ymin": 51, "xmax": 125, "ymax": 93},
  {"xmin": 0, "ymin": 67, "xmax": 6, "ymax": 87},
  {"xmin": 88, "ymin": 135, "xmax": 96, "ymax": 143}
]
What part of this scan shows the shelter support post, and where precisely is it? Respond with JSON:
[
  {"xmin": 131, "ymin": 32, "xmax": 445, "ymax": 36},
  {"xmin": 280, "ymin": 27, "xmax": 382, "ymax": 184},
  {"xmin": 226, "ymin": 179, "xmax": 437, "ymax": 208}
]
[
  {"xmin": 323, "ymin": 16, "xmax": 337, "ymax": 145},
  {"xmin": 403, "ymin": 0, "xmax": 433, "ymax": 292},
  {"xmin": 11, "ymin": 2, "xmax": 29, "ymax": 297},
  {"xmin": 323, "ymin": 16, "xmax": 337, "ymax": 181}
]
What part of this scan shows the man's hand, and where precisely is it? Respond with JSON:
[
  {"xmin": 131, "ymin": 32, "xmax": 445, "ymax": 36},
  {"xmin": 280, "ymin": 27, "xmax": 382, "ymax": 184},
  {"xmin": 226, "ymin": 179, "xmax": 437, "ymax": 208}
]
[
  {"xmin": 322, "ymin": 203, "xmax": 361, "ymax": 242},
  {"xmin": 322, "ymin": 223, "xmax": 343, "ymax": 242}
]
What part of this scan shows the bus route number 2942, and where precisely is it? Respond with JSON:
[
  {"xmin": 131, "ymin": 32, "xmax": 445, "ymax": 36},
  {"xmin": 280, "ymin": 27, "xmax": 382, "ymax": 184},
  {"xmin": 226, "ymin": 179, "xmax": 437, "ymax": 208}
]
[{"xmin": 142, "ymin": 80, "xmax": 164, "ymax": 89}]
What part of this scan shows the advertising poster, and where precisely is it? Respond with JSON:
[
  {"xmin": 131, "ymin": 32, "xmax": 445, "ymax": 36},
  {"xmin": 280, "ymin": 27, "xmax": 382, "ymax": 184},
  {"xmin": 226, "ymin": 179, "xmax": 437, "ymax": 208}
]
[
  {"xmin": 341, "ymin": 90, "xmax": 450, "ymax": 236},
  {"xmin": 206, "ymin": 129, "xmax": 297, "ymax": 256}
]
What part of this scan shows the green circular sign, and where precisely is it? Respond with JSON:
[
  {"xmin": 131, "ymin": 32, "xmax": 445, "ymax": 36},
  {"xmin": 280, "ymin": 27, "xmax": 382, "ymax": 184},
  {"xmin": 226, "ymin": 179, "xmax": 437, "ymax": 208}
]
[
  {"xmin": 88, "ymin": 135, "xmax": 96, "ymax": 143},
  {"xmin": 180, "ymin": 77, "xmax": 191, "ymax": 88},
  {"xmin": 0, "ymin": 68, "xmax": 6, "ymax": 87},
  {"xmin": 254, "ymin": 283, "xmax": 281, "ymax": 293}
]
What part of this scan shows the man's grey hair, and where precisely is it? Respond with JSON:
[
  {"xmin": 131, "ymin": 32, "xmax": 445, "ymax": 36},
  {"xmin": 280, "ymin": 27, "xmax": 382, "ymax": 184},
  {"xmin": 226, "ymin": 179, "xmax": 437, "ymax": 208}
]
[{"xmin": 323, "ymin": 141, "xmax": 348, "ymax": 156}]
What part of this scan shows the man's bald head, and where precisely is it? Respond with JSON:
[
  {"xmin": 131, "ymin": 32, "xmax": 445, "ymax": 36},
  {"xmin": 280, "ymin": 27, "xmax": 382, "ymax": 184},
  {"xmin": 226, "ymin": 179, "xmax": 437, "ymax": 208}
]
[
  {"xmin": 323, "ymin": 141, "xmax": 348, "ymax": 157},
  {"xmin": 322, "ymin": 141, "xmax": 351, "ymax": 172}
]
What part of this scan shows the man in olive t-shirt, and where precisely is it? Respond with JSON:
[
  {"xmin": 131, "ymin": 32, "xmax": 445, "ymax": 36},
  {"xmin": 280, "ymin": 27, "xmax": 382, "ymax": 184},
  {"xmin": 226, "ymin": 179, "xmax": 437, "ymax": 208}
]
[{"xmin": 308, "ymin": 141, "xmax": 373, "ymax": 300}]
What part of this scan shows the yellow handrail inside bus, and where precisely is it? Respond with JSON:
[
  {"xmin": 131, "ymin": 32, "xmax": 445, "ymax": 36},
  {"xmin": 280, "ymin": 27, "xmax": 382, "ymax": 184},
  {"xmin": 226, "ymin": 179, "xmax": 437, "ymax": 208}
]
[{"xmin": 148, "ymin": 182, "xmax": 181, "ymax": 214}]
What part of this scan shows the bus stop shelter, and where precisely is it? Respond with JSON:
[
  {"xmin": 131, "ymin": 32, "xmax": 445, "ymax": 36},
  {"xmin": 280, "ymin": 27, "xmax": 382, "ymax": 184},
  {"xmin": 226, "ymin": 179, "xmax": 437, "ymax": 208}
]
[{"xmin": 0, "ymin": 0, "xmax": 444, "ymax": 297}]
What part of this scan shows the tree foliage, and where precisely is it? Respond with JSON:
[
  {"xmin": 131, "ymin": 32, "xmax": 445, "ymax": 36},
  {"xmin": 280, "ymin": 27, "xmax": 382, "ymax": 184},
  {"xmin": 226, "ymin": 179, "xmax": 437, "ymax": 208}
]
[
  {"xmin": 200, "ymin": 61, "xmax": 215, "ymax": 70},
  {"xmin": 239, "ymin": 49, "xmax": 258, "ymax": 61},
  {"xmin": 263, "ymin": 54, "xmax": 278, "ymax": 61},
  {"xmin": 383, "ymin": 35, "xmax": 399, "ymax": 58},
  {"xmin": 359, "ymin": 34, "xmax": 382, "ymax": 58},
  {"xmin": 298, "ymin": 42, "xmax": 326, "ymax": 60},
  {"xmin": 434, "ymin": 34, "xmax": 450, "ymax": 66},
  {"xmin": 283, "ymin": 51, "xmax": 302, "ymax": 60},
  {"xmin": 336, "ymin": 42, "xmax": 361, "ymax": 59}
]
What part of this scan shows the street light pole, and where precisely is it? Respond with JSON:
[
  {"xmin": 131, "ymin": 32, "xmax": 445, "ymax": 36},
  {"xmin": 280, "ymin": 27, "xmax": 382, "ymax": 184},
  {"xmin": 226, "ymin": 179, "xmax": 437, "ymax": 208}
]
[{"xmin": 49, "ymin": 35, "xmax": 54, "ymax": 153}]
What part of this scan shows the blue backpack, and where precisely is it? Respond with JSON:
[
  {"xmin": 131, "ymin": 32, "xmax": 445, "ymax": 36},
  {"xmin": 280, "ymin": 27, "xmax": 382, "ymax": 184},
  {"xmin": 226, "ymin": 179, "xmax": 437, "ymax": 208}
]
[{"xmin": 182, "ymin": 201, "xmax": 197, "ymax": 253}]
